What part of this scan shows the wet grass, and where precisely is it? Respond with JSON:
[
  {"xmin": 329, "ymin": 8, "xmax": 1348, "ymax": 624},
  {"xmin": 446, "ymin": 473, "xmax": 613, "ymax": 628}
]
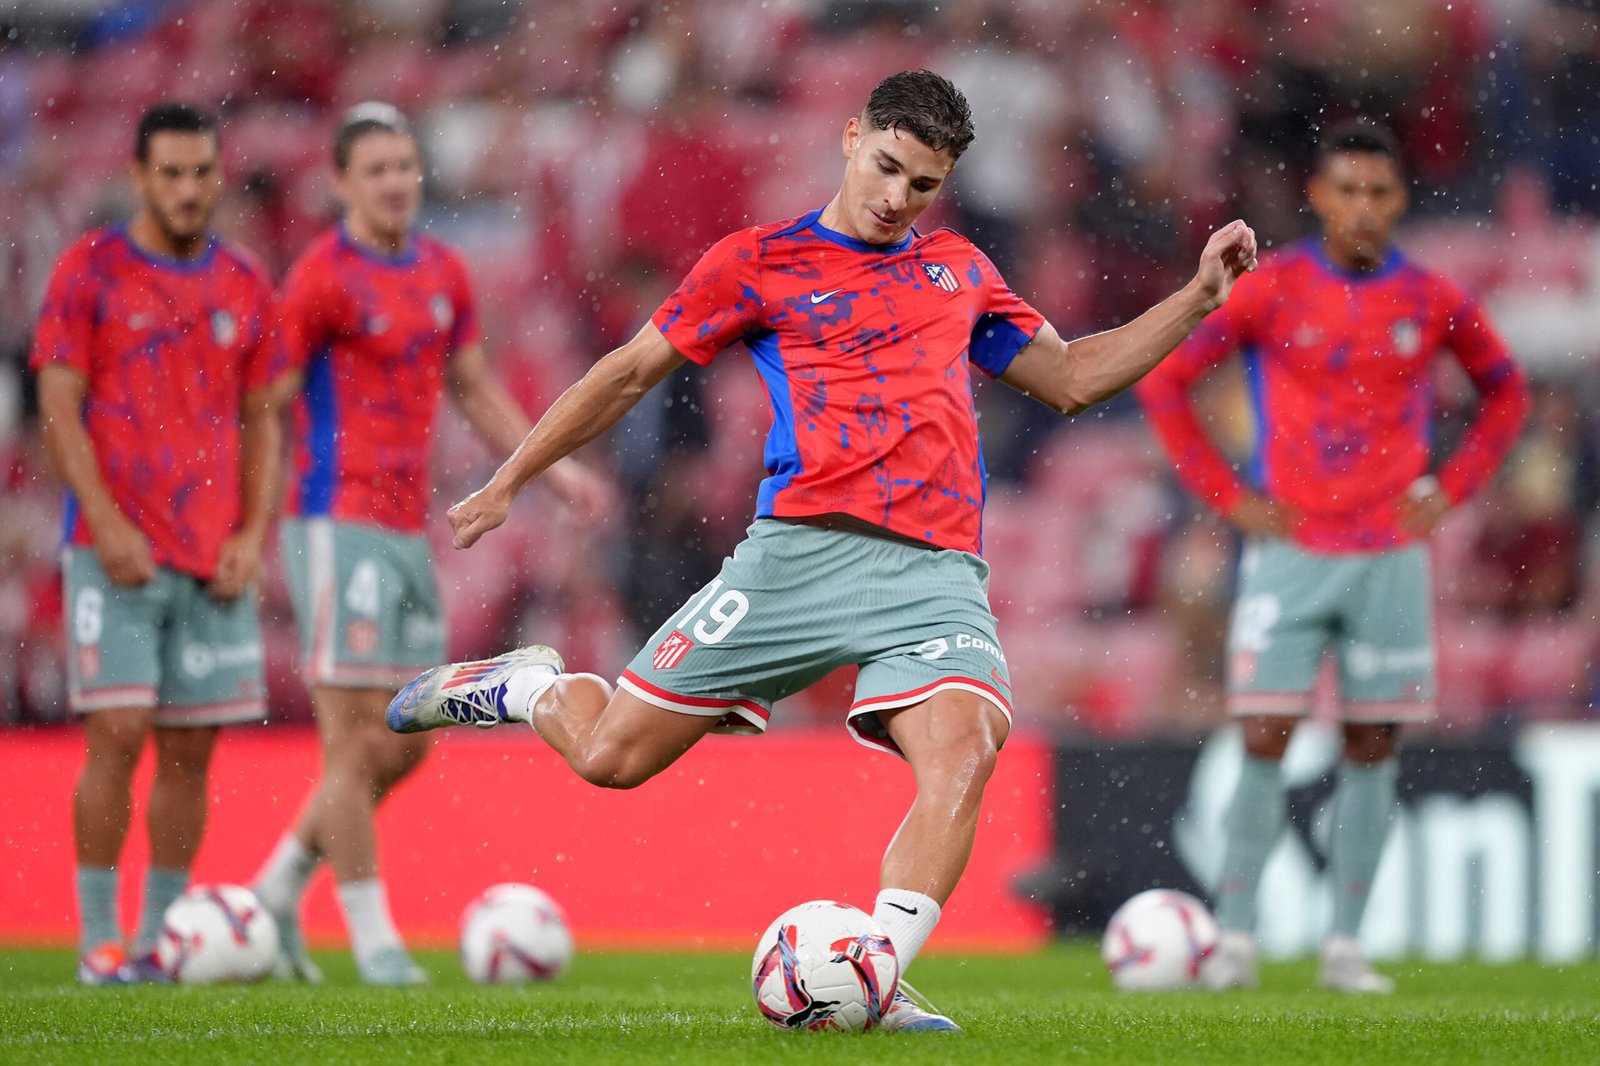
[{"xmin": 1, "ymin": 943, "xmax": 1596, "ymax": 1064}]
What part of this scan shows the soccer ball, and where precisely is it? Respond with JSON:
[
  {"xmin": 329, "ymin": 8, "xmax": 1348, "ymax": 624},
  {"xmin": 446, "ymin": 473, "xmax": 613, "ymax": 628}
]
[
  {"xmin": 1101, "ymin": 888, "xmax": 1220, "ymax": 991},
  {"xmin": 154, "ymin": 883, "xmax": 279, "ymax": 985},
  {"xmin": 459, "ymin": 882, "xmax": 574, "ymax": 983},
  {"xmin": 750, "ymin": 900, "xmax": 900, "ymax": 1032}
]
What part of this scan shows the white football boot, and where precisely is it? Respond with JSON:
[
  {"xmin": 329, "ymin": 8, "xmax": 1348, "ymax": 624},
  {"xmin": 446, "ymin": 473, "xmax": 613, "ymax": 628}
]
[
  {"xmin": 359, "ymin": 946, "xmax": 429, "ymax": 986},
  {"xmin": 880, "ymin": 980, "xmax": 960, "ymax": 1033},
  {"xmin": 387, "ymin": 645, "xmax": 564, "ymax": 734},
  {"xmin": 265, "ymin": 905, "xmax": 323, "ymax": 983},
  {"xmin": 1199, "ymin": 929, "xmax": 1259, "ymax": 990},
  {"xmin": 1319, "ymin": 935, "xmax": 1395, "ymax": 994}
]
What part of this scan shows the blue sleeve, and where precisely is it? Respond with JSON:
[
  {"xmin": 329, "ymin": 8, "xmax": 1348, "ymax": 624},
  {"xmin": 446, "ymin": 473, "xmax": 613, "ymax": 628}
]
[{"xmin": 970, "ymin": 312, "xmax": 1037, "ymax": 377}]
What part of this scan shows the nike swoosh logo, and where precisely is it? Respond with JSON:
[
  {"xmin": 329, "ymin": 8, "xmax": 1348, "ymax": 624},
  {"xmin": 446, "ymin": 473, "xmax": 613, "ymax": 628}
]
[
  {"xmin": 809, "ymin": 289, "xmax": 844, "ymax": 304},
  {"xmin": 883, "ymin": 902, "xmax": 920, "ymax": 916}
]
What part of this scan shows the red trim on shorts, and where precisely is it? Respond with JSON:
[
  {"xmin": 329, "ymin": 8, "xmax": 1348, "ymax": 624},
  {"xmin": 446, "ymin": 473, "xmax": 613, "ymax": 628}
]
[
  {"xmin": 850, "ymin": 677, "xmax": 1014, "ymax": 718},
  {"xmin": 844, "ymin": 678, "xmax": 1014, "ymax": 761},
  {"xmin": 617, "ymin": 670, "xmax": 770, "ymax": 722},
  {"xmin": 71, "ymin": 684, "xmax": 160, "ymax": 713},
  {"xmin": 156, "ymin": 698, "xmax": 266, "ymax": 727},
  {"xmin": 1228, "ymin": 691, "xmax": 1313, "ymax": 716},
  {"xmin": 1343, "ymin": 699, "xmax": 1436, "ymax": 723}
]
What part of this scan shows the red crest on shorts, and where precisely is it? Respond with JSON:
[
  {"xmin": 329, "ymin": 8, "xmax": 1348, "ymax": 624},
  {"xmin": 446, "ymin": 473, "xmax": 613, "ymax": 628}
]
[
  {"xmin": 78, "ymin": 645, "xmax": 101, "ymax": 680},
  {"xmin": 1230, "ymin": 652, "xmax": 1257, "ymax": 685},
  {"xmin": 345, "ymin": 620, "xmax": 379, "ymax": 657},
  {"xmin": 652, "ymin": 629, "xmax": 694, "ymax": 670}
]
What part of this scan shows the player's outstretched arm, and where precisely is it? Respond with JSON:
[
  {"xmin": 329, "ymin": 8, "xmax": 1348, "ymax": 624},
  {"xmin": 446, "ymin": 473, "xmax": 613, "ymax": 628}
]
[
  {"xmin": 447, "ymin": 323, "xmax": 686, "ymax": 549},
  {"xmin": 1001, "ymin": 220, "xmax": 1257, "ymax": 415}
]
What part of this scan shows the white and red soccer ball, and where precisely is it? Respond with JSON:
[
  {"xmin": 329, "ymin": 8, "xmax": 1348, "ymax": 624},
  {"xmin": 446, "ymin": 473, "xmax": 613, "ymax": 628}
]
[
  {"xmin": 1101, "ymin": 888, "xmax": 1221, "ymax": 991},
  {"xmin": 459, "ymin": 882, "xmax": 574, "ymax": 983},
  {"xmin": 751, "ymin": 900, "xmax": 900, "ymax": 1032},
  {"xmin": 154, "ymin": 883, "xmax": 279, "ymax": 985}
]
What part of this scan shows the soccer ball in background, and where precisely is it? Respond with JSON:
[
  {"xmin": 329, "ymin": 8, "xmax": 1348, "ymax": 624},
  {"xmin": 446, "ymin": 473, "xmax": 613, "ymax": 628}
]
[
  {"xmin": 459, "ymin": 882, "xmax": 574, "ymax": 983},
  {"xmin": 751, "ymin": 900, "xmax": 900, "ymax": 1032},
  {"xmin": 1101, "ymin": 888, "xmax": 1221, "ymax": 991},
  {"xmin": 154, "ymin": 883, "xmax": 279, "ymax": 985}
]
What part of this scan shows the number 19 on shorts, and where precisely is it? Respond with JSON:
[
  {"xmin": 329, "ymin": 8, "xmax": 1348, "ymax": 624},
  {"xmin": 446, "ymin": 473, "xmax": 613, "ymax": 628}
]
[{"xmin": 677, "ymin": 579, "xmax": 749, "ymax": 645}]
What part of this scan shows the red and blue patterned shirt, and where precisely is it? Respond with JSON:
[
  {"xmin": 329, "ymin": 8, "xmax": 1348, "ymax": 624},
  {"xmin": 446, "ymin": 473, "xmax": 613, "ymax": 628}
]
[
  {"xmin": 280, "ymin": 226, "xmax": 479, "ymax": 533},
  {"xmin": 651, "ymin": 208, "xmax": 1046, "ymax": 555},
  {"xmin": 1137, "ymin": 240, "xmax": 1529, "ymax": 553},
  {"xmin": 31, "ymin": 226, "xmax": 278, "ymax": 579}
]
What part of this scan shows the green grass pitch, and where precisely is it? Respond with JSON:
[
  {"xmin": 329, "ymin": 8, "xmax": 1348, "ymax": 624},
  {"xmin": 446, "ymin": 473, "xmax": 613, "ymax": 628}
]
[{"xmin": 2, "ymin": 944, "xmax": 1596, "ymax": 1064}]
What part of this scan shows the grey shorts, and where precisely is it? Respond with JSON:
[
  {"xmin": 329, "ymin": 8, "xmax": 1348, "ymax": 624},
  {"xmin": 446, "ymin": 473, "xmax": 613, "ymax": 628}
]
[
  {"xmin": 281, "ymin": 518, "xmax": 446, "ymax": 689},
  {"xmin": 619, "ymin": 520, "xmax": 1013, "ymax": 757},
  {"xmin": 1227, "ymin": 539, "xmax": 1435, "ymax": 722},
  {"xmin": 63, "ymin": 548, "xmax": 266, "ymax": 726}
]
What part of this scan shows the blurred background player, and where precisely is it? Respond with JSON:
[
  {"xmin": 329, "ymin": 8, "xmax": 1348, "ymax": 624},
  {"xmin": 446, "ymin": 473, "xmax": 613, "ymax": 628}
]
[
  {"xmin": 31, "ymin": 102, "xmax": 282, "ymax": 984},
  {"xmin": 1137, "ymin": 119, "xmax": 1530, "ymax": 993},
  {"xmin": 248, "ymin": 102, "xmax": 600, "ymax": 986},
  {"xmin": 387, "ymin": 69, "xmax": 1256, "ymax": 1029}
]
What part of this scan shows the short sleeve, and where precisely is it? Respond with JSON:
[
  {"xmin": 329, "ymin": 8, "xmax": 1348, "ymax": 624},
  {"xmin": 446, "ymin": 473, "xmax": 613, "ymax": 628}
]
[
  {"xmin": 445, "ymin": 249, "xmax": 481, "ymax": 354},
  {"xmin": 30, "ymin": 243, "xmax": 97, "ymax": 376},
  {"xmin": 277, "ymin": 252, "xmax": 339, "ymax": 375},
  {"xmin": 650, "ymin": 229, "xmax": 764, "ymax": 365},
  {"xmin": 243, "ymin": 281, "xmax": 283, "ymax": 392},
  {"xmin": 967, "ymin": 248, "xmax": 1045, "ymax": 377}
]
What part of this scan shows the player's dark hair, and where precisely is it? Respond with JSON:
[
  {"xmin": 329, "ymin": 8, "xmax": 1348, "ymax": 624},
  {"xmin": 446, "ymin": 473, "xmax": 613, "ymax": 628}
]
[
  {"xmin": 862, "ymin": 70, "xmax": 975, "ymax": 160},
  {"xmin": 333, "ymin": 101, "xmax": 412, "ymax": 171},
  {"xmin": 1314, "ymin": 118, "xmax": 1403, "ymax": 175},
  {"xmin": 134, "ymin": 102, "xmax": 218, "ymax": 162}
]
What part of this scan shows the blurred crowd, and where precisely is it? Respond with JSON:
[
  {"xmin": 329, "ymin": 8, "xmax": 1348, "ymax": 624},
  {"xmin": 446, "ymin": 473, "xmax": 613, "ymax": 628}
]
[{"xmin": 2, "ymin": 0, "xmax": 1599, "ymax": 737}]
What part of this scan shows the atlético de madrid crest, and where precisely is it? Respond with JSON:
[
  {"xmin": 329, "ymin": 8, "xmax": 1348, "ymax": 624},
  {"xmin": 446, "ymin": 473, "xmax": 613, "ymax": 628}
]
[
  {"xmin": 211, "ymin": 309, "xmax": 237, "ymax": 346},
  {"xmin": 431, "ymin": 293, "xmax": 454, "ymax": 330},
  {"xmin": 922, "ymin": 262, "xmax": 960, "ymax": 293}
]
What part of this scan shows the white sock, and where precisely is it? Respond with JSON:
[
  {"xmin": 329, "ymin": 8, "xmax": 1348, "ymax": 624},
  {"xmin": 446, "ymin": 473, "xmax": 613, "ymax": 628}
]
[
  {"xmin": 252, "ymin": 835, "xmax": 318, "ymax": 914},
  {"xmin": 873, "ymin": 889, "xmax": 941, "ymax": 974},
  {"xmin": 502, "ymin": 664, "xmax": 560, "ymax": 723},
  {"xmin": 336, "ymin": 879, "xmax": 404, "ymax": 964}
]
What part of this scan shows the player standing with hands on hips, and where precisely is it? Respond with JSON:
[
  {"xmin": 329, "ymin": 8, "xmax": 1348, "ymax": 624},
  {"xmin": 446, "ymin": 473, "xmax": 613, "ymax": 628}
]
[
  {"xmin": 388, "ymin": 70, "xmax": 1257, "ymax": 1029},
  {"xmin": 33, "ymin": 103, "xmax": 284, "ymax": 984},
  {"xmin": 1138, "ymin": 119, "xmax": 1529, "ymax": 993},
  {"xmin": 246, "ymin": 103, "xmax": 603, "ymax": 986}
]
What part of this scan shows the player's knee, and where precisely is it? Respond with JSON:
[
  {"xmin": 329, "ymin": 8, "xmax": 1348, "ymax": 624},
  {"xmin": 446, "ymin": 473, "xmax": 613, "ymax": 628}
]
[
  {"xmin": 554, "ymin": 672, "xmax": 613, "ymax": 707},
  {"xmin": 1240, "ymin": 715, "xmax": 1296, "ymax": 760},
  {"xmin": 914, "ymin": 723, "xmax": 1002, "ymax": 797},
  {"xmin": 154, "ymin": 748, "xmax": 214, "ymax": 786},
  {"xmin": 572, "ymin": 742, "xmax": 653, "ymax": 790},
  {"xmin": 376, "ymin": 735, "xmax": 429, "ymax": 790},
  {"xmin": 1342, "ymin": 723, "xmax": 1397, "ymax": 764},
  {"xmin": 330, "ymin": 727, "xmax": 398, "ymax": 783},
  {"xmin": 85, "ymin": 717, "xmax": 153, "ymax": 774}
]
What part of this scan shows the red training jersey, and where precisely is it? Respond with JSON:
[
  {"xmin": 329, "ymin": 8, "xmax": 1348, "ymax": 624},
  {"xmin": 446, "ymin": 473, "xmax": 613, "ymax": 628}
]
[
  {"xmin": 281, "ymin": 226, "xmax": 479, "ymax": 533},
  {"xmin": 31, "ymin": 226, "xmax": 278, "ymax": 580},
  {"xmin": 1137, "ymin": 240, "xmax": 1529, "ymax": 553},
  {"xmin": 651, "ymin": 208, "xmax": 1046, "ymax": 555}
]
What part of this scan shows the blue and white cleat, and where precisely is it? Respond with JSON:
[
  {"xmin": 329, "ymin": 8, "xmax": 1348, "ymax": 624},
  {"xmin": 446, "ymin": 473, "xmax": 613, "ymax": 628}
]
[
  {"xmin": 76, "ymin": 942, "xmax": 132, "ymax": 986},
  {"xmin": 124, "ymin": 951, "xmax": 173, "ymax": 984},
  {"xmin": 881, "ymin": 981, "xmax": 961, "ymax": 1033},
  {"xmin": 386, "ymin": 645, "xmax": 564, "ymax": 734}
]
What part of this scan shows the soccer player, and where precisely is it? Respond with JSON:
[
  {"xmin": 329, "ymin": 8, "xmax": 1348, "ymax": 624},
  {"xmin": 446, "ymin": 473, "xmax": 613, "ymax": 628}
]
[
  {"xmin": 387, "ymin": 70, "xmax": 1257, "ymax": 1029},
  {"xmin": 248, "ymin": 103, "xmax": 600, "ymax": 986},
  {"xmin": 33, "ymin": 102, "xmax": 282, "ymax": 984},
  {"xmin": 1136, "ymin": 119, "xmax": 1530, "ymax": 993}
]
